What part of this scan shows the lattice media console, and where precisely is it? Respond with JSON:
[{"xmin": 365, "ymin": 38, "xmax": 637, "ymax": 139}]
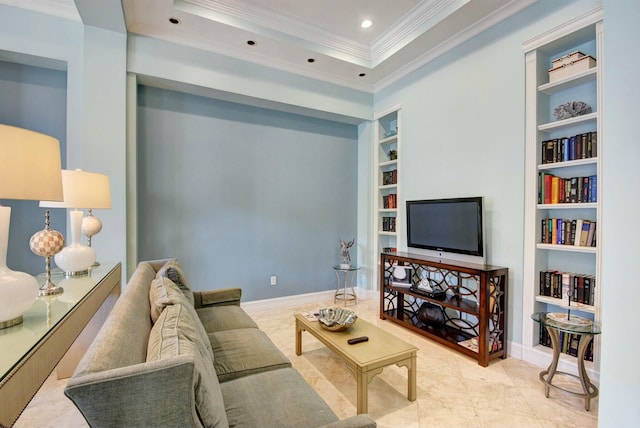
[{"xmin": 379, "ymin": 252, "xmax": 508, "ymax": 366}]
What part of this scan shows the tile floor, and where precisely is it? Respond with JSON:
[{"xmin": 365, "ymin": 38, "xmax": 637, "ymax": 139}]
[{"xmin": 15, "ymin": 296, "xmax": 599, "ymax": 427}]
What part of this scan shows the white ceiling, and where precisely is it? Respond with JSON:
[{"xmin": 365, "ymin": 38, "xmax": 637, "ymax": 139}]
[{"xmin": 1, "ymin": 0, "xmax": 536, "ymax": 92}]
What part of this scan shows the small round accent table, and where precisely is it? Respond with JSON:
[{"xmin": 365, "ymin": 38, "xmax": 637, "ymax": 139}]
[
  {"xmin": 332, "ymin": 265, "xmax": 360, "ymax": 306},
  {"xmin": 531, "ymin": 311, "xmax": 601, "ymax": 411}
]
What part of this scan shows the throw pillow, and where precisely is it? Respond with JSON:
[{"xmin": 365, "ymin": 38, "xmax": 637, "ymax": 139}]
[
  {"xmin": 149, "ymin": 276, "xmax": 185, "ymax": 323},
  {"xmin": 147, "ymin": 304, "xmax": 229, "ymax": 428},
  {"xmin": 156, "ymin": 259, "xmax": 195, "ymax": 306}
]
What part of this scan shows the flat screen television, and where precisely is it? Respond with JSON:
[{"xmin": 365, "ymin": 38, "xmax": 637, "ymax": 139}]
[{"xmin": 406, "ymin": 197, "xmax": 485, "ymax": 264}]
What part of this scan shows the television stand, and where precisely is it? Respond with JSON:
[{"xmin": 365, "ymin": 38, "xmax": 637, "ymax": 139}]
[{"xmin": 379, "ymin": 252, "xmax": 508, "ymax": 366}]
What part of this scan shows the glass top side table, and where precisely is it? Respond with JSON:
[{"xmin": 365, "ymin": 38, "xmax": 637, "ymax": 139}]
[
  {"xmin": 332, "ymin": 265, "xmax": 360, "ymax": 306},
  {"xmin": 531, "ymin": 311, "xmax": 601, "ymax": 411}
]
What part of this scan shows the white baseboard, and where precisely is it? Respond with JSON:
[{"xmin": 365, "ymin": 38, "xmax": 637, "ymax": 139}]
[{"xmin": 241, "ymin": 288, "xmax": 377, "ymax": 313}]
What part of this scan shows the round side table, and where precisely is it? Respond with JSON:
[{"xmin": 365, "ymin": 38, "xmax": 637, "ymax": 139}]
[
  {"xmin": 531, "ymin": 311, "xmax": 601, "ymax": 411},
  {"xmin": 332, "ymin": 265, "xmax": 360, "ymax": 306}
]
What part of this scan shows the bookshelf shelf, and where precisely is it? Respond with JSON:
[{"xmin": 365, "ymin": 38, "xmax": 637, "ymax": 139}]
[
  {"xmin": 523, "ymin": 9, "xmax": 603, "ymax": 374},
  {"xmin": 536, "ymin": 243, "xmax": 596, "ymax": 253},
  {"xmin": 379, "ymin": 184, "xmax": 397, "ymax": 191},
  {"xmin": 538, "ymin": 67, "xmax": 596, "ymax": 94},
  {"xmin": 535, "ymin": 295, "xmax": 596, "ymax": 314},
  {"xmin": 379, "ymin": 135, "xmax": 398, "ymax": 145},
  {"xmin": 538, "ymin": 112, "xmax": 597, "ymax": 132},
  {"xmin": 537, "ymin": 203, "xmax": 596, "ymax": 210},
  {"xmin": 538, "ymin": 157, "xmax": 597, "ymax": 170},
  {"xmin": 379, "ymin": 160, "xmax": 398, "ymax": 168}
]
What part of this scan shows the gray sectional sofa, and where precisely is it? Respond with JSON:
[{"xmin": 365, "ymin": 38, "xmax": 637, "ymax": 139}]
[{"xmin": 64, "ymin": 258, "xmax": 376, "ymax": 428}]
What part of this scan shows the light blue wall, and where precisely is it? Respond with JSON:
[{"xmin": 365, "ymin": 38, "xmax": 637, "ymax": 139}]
[
  {"xmin": 370, "ymin": 0, "xmax": 601, "ymax": 344},
  {"xmin": 0, "ymin": 61, "xmax": 67, "ymax": 273},
  {"xmin": 136, "ymin": 86, "xmax": 358, "ymax": 300},
  {"xmin": 0, "ymin": 6, "xmax": 127, "ymax": 275},
  {"xmin": 599, "ymin": 1, "xmax": 640, "ymax": 426}
]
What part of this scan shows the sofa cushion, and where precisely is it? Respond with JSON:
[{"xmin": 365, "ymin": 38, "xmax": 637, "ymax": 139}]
[
  {"xmin": 147, "ymin": 304, "xmax": 229, "ymax": 428},
  {"xmin": 220, "ymin": 367, "xmax": 339, "ymax": 427},
  {"xmin": 197, "ymin": 305, "xmax": 258, "ymax": 332},
  {"xmin": 156, "ymin": 258, "xmax": 195, "ymax": 306},
  {"xmin": 208, "ymin": 328, "xmax": 291, "ymax": 382},
  {"xmin": 149, "ymin": 276, "xmax": 186, "ymax": 323}
]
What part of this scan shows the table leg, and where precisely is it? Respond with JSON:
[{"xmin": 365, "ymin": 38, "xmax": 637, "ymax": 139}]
[
  {"xmin": 356, "ymin": 370, "xmax": 368, "ymax": 414},
  {"xmin": 295, "ymin": 319, "xmax": 303, "ymax": 356},
  {"xmin": 408, "ymin": 353, "xmax": 417, "ymax": 401},
  {"xmin": 577, "ymin": 334, "xmax": 598, "ymax": 411},
  {"xmin": 540, "ymin": 326, "xmax": 561, "ymax": 398}
]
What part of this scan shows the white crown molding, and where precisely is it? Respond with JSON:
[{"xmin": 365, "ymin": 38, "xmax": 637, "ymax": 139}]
[
  {"xmin": 522, "ymin": 6, "xmax": 603, "ymax": 52},
  {"xmin": 176, "ymin": 0, "xmax": 372, "ymax": 66},
  {"xmin": 375, "ymin": 0, "xmax": 537, "ymax": 92},
  {"xmin": 371, "ymin": 0, "xmax": 468, "ymax": 66}
]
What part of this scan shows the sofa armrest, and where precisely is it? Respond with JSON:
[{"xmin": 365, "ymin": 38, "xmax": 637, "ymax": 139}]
[
  {"xmin": 319, "ymin": 414, "xmax": 377, "ymax": 428},
  {"xmin": 193, "ymin": 288, "xmax": 242, "ymax": 308},
  {"xmin": 65, "ymin": 357, "xmax": 203, "ymax": 428}
]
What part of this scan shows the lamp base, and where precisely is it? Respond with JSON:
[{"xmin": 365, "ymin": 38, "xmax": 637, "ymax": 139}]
[
  {"xmin": 0, "ymin": 315, "xmax": 23, "ymax": 329},
  {"xmin": 38, "ymin": 279, "xmax": 64, "ymax": 297},
  {"xmin": 64, "ymin": 269, "xmax": 90, "ymax": 278}
]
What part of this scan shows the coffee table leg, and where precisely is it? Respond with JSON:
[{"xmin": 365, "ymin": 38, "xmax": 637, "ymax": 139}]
[
  {"xmin": 295, "ymin": 319, "xmax": 303, "ymax": 356},
  {"xmin": 408, "ymin": 353, "xmax": 417, "ymax": 401},
  {"xmin": 356, "ymin": 370, "xmax": 367, "ymax": 414}
]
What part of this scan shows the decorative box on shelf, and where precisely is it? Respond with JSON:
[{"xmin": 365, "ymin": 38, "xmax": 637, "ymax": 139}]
[{"xmin": 548, "ymin": 52, "xmax": 596, "ymax": 82}]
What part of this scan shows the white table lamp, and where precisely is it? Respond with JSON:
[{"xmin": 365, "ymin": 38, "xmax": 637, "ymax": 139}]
[
  {"xmin": 41, "ymin": 169, "xmax": 109, "ymax": 277},
  {"xmin": 81, "ymin": 175, "xmax": 111, "ymax": 266},
  {"xmin": 0, "ymin": 124, "xmax": 63, "ymax": 328}
]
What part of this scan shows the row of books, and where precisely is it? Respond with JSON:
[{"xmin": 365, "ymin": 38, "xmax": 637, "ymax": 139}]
[
  {"xmin": 382, "ymin": 193, "xmax": 398, "ymax": 209},
  {"xmin": 541, "ymin": 218, "xmax": 596, "ymax": 247},
  {"xmin": 382, "ymin": 169, "xmax": 397, "ymax": 186},
  {"xmin": 382, "ymin": 216, "xmax": 396, "ymax": 232},
  {"xmin": 539, "ymin": 324, "xmax": 594, "ymax": 361},
  {"xmin": 539, "ymin": 270, "xmax": 596, "ymax": 305},
  {"xmin": 541, "ymin": 131, "xmax": 597, "ymax": 164},
  {"xmin": 382, "ymin": 247, "xmax": 397, "ymax": 252},
  {"xmin": 538, "ymin": 173, "xmax": 597, "ymax": 204}
]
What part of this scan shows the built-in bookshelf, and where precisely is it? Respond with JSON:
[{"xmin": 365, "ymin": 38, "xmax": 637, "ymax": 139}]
[
  {"xmin": 522, "ymin": 8, "xmax": 603, "ymax": 376},
  {"xmin": 373, "ymin": 106, "xmax": 401, "ymax": 287}
]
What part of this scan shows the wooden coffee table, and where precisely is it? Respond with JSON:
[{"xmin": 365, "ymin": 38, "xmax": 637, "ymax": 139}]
[{"xmin": 295, "ymin": 313, "xmax": 417, "ymax": 414}]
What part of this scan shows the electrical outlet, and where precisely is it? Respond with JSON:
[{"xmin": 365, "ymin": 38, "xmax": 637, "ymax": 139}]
[{"xmin": 270, "ymin": 276, "xmax": 277, "ymax": 286}]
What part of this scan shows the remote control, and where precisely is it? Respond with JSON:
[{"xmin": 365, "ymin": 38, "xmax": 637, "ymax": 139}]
[{"xmin": 347, "ymin": 336, "xmax": 369, "ymax": 345}]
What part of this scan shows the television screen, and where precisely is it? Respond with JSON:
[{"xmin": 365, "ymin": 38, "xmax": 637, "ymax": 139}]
[{"xmin": 406, "ymin": 197, "xmax": 484, "ymax": 256}]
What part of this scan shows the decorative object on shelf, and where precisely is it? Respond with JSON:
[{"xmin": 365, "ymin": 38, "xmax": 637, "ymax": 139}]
[
  {"xmin": 29, "ymin": 210, "xmax": 65, "ymax": 296},
  {"xmin": 41, "ymin": 169, "xmax": 110, "ymax": 277},
  {"xmin": 318, "ymin": 307, "xmax": 357, "ymax": 331},
  {"xmin": 339, "ymin": 238, "xmax": 354, "ymax": 269},
  {"xmin": 384, "ymin": 129, "xmax": 397, "ymax": 138},
  {"xmin": 417, "ymin": 301, "xmax": 445, "ymax": 328},
  {"xmin": 388, "ymin": 149, "xmax": 397, "ymax": 160},
  {"xmin": 81, "ymin": 175, "xmax": 111, "ymax": 267},
  {"xmin": 553, "ymin": 101, "xmax": 592, "ymax": 120},
  {"xmin": 0, "ymin": 124, "xmax": 63, "ymax": 329}
]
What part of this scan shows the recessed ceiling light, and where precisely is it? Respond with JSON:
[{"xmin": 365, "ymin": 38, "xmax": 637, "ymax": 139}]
[
  {"xmin": 361, "ymin": 19, "xmax": 372, "ymax": 29},
  {"xmin": 247, "ymin": 40, "xmax": 256, "ymax": 46},
  {"xmin": 307, "ymin": 58, "xmax": 315, "ymax": 63},
  {"xmin": 169, "ymin": 17, "xmax": 180, "ymax": 25}
]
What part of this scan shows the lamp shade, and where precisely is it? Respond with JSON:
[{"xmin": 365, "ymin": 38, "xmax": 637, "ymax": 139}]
[
  {"xmin": 40, "ymin": 169, "xmax": 111, "ymax": 209},
  {"xmin": 0, "ymin": 124, "xmax": 63, "ymax": 201}
]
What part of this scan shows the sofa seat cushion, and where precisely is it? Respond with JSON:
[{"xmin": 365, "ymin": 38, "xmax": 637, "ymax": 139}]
[
  {"xmin": 147, "ymin": 303, "xmax": 229, "ymax": 428},
  {"xmin": 197, "ymin": 305, "xmax": 258, "ymax": 332},
  {"xmin": 221, "ymin": 367, "xmax": 339, "ymax": 428},
  {"xmin": 208, "ymin": 328, "xmax": 291, "ymax": 382}
]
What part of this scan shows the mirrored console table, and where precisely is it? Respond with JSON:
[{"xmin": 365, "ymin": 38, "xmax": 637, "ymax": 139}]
[{"xmin": 0, "ymin": 262, "xmax": 121, "ymax": 427}]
